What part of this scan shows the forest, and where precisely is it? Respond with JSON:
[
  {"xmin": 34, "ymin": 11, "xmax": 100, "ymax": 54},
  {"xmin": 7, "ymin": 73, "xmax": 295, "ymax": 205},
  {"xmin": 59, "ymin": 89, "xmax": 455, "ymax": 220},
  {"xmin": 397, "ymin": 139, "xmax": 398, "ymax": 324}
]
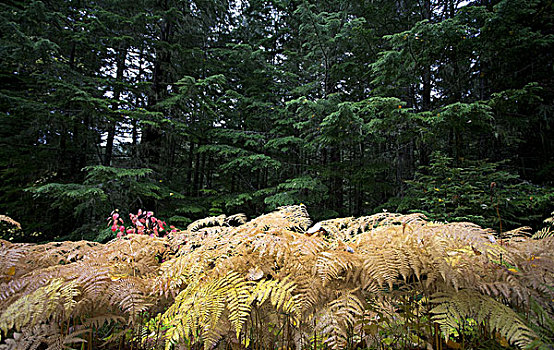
[{"xmin": 0, "ymin": 0, "xmax": 553, "ymax": 349}]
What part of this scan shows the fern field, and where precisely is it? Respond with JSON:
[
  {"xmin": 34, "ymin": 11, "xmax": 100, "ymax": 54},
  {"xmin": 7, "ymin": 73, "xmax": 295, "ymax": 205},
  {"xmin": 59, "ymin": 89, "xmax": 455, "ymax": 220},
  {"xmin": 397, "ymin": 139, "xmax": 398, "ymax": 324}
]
[{"xmin": 1, "ymin": 205, "xmax": 553, "ymax": 350}]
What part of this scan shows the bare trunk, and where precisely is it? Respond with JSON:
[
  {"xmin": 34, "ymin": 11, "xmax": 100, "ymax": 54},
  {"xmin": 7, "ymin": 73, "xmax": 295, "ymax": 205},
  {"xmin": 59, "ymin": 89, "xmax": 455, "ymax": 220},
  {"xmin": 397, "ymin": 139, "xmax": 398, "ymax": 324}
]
[{"xmin": 104, "ymin": 48, "xmax": 127, "ymax": 166}]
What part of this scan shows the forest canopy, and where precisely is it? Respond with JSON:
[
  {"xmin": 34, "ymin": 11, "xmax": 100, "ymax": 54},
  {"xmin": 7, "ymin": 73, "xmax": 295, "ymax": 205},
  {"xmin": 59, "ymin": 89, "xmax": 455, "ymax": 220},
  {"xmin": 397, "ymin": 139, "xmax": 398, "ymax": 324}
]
[{"xmin": 0, "ymin": 0, "xmax": 553, "ymax": 241}]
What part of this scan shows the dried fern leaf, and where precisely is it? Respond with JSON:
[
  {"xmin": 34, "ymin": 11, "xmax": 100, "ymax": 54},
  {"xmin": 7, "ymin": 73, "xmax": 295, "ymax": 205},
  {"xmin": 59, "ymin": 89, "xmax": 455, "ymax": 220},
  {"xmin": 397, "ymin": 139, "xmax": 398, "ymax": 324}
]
[
  {"xmin": 0, "ymin": 242, "xmax": 33, "ymax": 280},
  {"xmin": 317, "ymin": 291, "xmax": 365, "ymax": 350},
  {"xmin": 532, "ymin": 227, "xmax": 554, "ymax": 240},
  {"xmin": 107, "ymin": 277, "xmax": 152, "ymax": 322},
  {"xmin": 0, "ymin": 215, "xmax": 21, "ymax": 229},
  {"xmin": 187, "ymin": 214, "xmax": 226, "ymax": 232},
  {"xmin": 224, "ymin": 213, "xmax": 248, "ymax": 226},
  {"xmin": 243, "ymin": 205, "xmax": 312, "ymax": 232}
]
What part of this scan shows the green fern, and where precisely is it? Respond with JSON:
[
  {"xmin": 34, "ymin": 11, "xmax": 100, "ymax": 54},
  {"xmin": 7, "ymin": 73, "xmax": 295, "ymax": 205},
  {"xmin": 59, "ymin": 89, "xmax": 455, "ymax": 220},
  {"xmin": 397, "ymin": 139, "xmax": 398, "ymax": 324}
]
[{"xmin": 430, "ymin": 290, "xmax": 536, "ymax": 348}]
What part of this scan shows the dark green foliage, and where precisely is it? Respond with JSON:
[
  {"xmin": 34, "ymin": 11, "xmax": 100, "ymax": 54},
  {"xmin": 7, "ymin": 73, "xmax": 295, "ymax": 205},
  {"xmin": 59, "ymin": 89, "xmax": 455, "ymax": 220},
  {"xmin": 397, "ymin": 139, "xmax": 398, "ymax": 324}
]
[
  {"xmin": 25, "ymin": 166, "xmax": 172, "ymax": 241},
  {"xmin": 0, "ymin": 0, "xmax": 553, "ymax": 240},
  {"xmin": 389, "ymin": 152, "xmax": 553, "ymax": 229}
]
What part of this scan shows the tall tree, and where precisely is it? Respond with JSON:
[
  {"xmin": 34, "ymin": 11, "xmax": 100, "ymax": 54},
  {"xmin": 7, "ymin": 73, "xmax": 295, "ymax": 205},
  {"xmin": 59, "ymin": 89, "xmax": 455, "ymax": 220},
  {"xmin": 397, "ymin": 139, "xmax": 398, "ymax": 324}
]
[{"xmin": 1, "ymin": 0, "xmax": 552, "ymax": 241}]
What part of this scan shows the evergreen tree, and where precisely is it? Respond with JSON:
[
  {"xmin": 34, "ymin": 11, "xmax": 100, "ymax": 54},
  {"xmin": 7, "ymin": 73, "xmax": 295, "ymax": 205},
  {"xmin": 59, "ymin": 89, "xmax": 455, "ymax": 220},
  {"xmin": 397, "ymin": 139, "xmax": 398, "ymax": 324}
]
[{"xmin": 0, "ymin": 0, "xmax": 552, "ymax": 240}]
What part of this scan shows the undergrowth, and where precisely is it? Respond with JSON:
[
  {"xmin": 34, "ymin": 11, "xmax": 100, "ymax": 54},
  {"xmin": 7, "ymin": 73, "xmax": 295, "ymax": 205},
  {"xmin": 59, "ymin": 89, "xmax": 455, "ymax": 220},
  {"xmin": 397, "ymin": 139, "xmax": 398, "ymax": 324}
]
[{"xmin": 0, "ymin": 206, "xmax": 553, "ymax": 349}]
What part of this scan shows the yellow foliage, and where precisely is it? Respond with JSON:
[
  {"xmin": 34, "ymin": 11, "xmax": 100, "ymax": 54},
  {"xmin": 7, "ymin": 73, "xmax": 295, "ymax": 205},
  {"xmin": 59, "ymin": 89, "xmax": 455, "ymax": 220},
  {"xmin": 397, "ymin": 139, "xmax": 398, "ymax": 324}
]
[{"xmin": 0, "ymin": 205, "xmax": 552, "ymax": 349}]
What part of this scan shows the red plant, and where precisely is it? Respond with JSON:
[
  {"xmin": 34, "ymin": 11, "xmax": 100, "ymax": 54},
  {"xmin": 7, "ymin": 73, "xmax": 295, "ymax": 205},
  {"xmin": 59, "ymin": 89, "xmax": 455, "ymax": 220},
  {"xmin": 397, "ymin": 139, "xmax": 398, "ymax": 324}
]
[{"xmin": 108, "ymin": 209, "xmax": 176, "ymax": 238}]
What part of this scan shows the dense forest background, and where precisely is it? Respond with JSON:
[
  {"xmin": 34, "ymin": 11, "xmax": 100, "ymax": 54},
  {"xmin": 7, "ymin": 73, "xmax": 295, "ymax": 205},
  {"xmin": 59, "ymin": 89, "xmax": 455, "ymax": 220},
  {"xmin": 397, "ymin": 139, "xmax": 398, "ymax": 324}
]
[{"xmin": 1, "ymin": 0, "xmax": 553, "ymax": 242}]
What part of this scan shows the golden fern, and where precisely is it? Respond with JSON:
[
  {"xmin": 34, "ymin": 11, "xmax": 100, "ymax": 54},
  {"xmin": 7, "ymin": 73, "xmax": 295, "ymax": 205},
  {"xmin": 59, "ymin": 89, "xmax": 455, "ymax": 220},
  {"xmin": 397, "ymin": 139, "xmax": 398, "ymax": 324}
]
[
  {"xmin": 308, "ymin": 217, "xmax": 355, "ymax": 240},
  {"xmin": 187, "ymin": 214, "xmax": 226, "ymax": 232},
  {"xmin": 315, "ymin": 291, "xmax": 365, "ymax": 349},
  {"xmin": 1, "ymin": 206, "xmax": 552, "ymax": 349},
  {"xmin": 162, "ymin": 271, "xmax": 300, "ymax": 349},
  {"xmin": 532, "ymin": 227, "xmax": 554, "ymax": 239},
  {"xmin": 311, "ymin": 212, "xmax": 427, "ymax": 242},
  {"xmin": 224, "ymin": 272, "xmax": 254, "ymax": 339},
  {"xmin": 314, "ymin": 250, "xmax": 360, "ymax": 283},
  {"xmin": 0, "ymin": 279, "xmax": 79, "ymax": 334},
  {"xmin": 0, "ymin": 234, "xmax": 167, "ymax": 349},
  {"xmin": 162, "ymin": 272, "xmax": 247, "ymax": 349},
  {"xmin": 243, "ymin": 204, "xmax": 312, "ymax": 232},
  {"xmin": 532, "ymin": 211, "xmax": 554, "ymax": 239},
  {"xmin": 0, "ymin": 240, "xmax": 32, "ymax": 280},
  {"xmin": 224, "ymin": 213, "xmax": 248, "ymax": 226},
  {"xmin": 26, "ymin": 240, "xmax": 101, "ymax": 268},
  {"xmin": 249, "ymin": 277, "xmax": 300, "ymax": 320},
  {"xmin": 0, "ymin": 215, "xmax": 21, "ymax": 229},
  {"xmin": 107, "ymin": 277, "xmax": 153, "ymax": 322}
]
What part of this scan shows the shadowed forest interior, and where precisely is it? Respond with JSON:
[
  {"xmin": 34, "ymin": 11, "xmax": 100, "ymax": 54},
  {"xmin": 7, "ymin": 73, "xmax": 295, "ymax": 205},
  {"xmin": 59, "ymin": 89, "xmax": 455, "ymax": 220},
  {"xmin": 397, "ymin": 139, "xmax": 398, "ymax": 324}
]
[{"xmin": 1, "ymin": 0, "xmax": 553, "ymax": 241}]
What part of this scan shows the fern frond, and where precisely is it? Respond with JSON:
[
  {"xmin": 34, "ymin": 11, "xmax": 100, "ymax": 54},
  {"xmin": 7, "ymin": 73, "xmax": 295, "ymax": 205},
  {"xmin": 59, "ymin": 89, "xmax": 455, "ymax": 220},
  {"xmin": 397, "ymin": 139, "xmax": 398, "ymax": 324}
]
[
  {"xmin": 162, "ymin": 272, "xmax": 242, "ymax": 349},
  {"xmin": 74, "ymin": 264, "xmax": 111, "ymax": 302},
  {"xmin": 317, "ymin": 291, "xmax": 365, "ymax": 349},
  {"xmin": 244, "ymin": 205, "xmax": 312, "ymax": 232},
  {"xmin": 0, "ymin": 215, "xmax": 21, "ymax": 229},
  {"xmin": 314, "ymin": 250, "xmax": 358, "ymax": 283},
  {"xmin": 155, "ymin": 248, "xmax": 219, "ymax": 298},
  {"xmin": 249, "ymin": 277, "xmax": 300, "ymax": 321},
  {"xmin": 224, "ymin": 272, "xmax": 254, "ymax": 339},
  {"xmin": 82, "ymin": 314, "xmax": 126, "ymax": 329},
  {"xmin": 187, "ymin": 214, "xmax": 226, "ymax": 232},
  {"xmin": 431, "ymin": 290, "xmax": 537, "ymax": 347},
  {"xmin": 359, "ymin": 227, "xmax": 413, "ymax": 290},
  {"xmin": 101, "ymin": 234, "xmax": 169, "ymax": 273},
  {"xmin": 27, "ymin": 240, "xmax": 101, "ymax": 268},
  {"xmin": 249, "ymin": 230, "xmax": 294, "ymax": 265},
  {"xmin": 328, "ymin": 292, "xmax": 364, "ymax": 327},
  {"xmin": 313, "ymin": 213, "xmax": 427, "ymax": 242},
  {"xmin": 0, "ymin": 241, "xmax": 32, "ymax": 280},
  {"xmin": 224, "ymin": 213, "xmax": 248, "ymax": 226},
  {"xmin": 309, "ymin": 217, "xmax": 355, "ymax": 240},
  {"xmin": 0, "ymin": 267, "xmax": 58, "ymax": 311},
  {"xmin": 532, "ymin": 227, "xmax": 554, "ymax": 240},
  {"xmin": 0, "ymin": 279, "xmax": 79, "ymax": 335},
  {"xmin": 504, "ymin": 226, "xmax": 533, "ymax": 241},
  {"xmin": 290, "ymin": 232, "xmax": 327, "ymax": 256},
  {"xmin": 0, "ymin": 323, "xmax": 59, "ymax": 350},
  {"xmin": 0, "ymin": 330, "xmax": 37, "ymax": 350},
  {"xmin": 107, "ymin": 277, "xmax": 152, "ymax": 322}
]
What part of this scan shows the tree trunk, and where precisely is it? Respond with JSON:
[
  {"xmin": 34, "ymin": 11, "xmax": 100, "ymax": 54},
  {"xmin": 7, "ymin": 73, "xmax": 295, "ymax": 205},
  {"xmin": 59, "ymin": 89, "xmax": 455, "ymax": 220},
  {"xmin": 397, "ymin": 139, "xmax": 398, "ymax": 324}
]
[
  {"xmin": 104, "ymin": 48, "xmax": 127, "ymax": 166},
  {"xmin": 141, "ymin": 16, "xmax": 172, "ymax": 166}
]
